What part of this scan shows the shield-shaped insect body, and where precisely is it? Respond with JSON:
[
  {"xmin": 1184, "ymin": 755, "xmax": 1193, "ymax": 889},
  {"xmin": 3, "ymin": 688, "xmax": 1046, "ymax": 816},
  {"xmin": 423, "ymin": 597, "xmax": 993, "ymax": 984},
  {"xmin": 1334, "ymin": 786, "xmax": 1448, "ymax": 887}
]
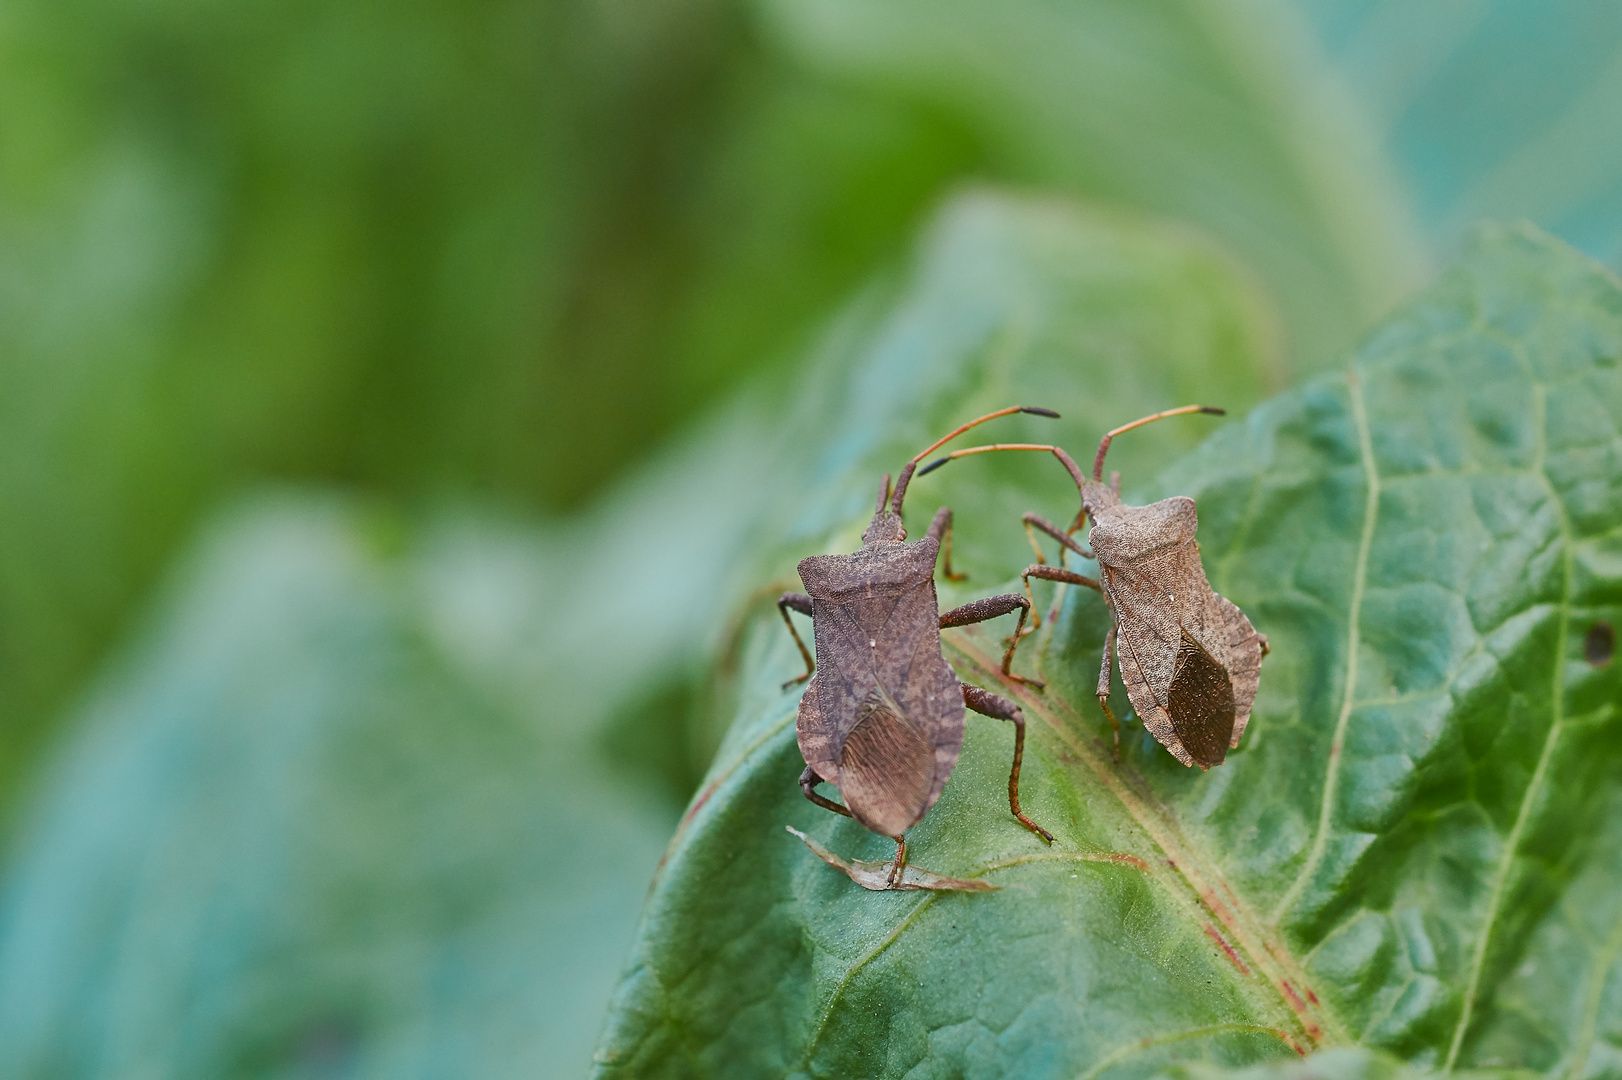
[
  {"xmin": 917, "ymin": 404, "xmax": 1268, "ymax": 770},
  {"xmin": 1084, "ymin": 485, "xmax": 1266, "ymax": 768},
  {"xmin": 776, "ymin": 406, "xmax": 1062, "ymax": 887},
  {"xmin": 794, "ymin": 537, "xmax": 963, "ymax": 836}
]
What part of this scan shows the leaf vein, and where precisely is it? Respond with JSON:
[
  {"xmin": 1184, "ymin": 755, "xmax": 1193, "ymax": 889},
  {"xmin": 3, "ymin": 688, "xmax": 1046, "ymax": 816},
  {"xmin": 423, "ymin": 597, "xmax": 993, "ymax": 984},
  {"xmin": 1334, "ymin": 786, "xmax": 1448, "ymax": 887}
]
[
  {"xmin": 1569, "ymin": 901, "xmax": 1622, "ymax": 1080},
  {"xmin": 799, "ymin": 894, "xmax": 938, "ymax": 1069},
  {"xmin": 1269, "ymin": 371, "xmax": 1380, "ymax": 926},
  {"xmin": 1074, "ymin": 1022, "xmax": 1299, "ymax": 1080},
  {"xmin": 1444, "ymin": 379, "xmax": 1573, "ymax": 1070}
]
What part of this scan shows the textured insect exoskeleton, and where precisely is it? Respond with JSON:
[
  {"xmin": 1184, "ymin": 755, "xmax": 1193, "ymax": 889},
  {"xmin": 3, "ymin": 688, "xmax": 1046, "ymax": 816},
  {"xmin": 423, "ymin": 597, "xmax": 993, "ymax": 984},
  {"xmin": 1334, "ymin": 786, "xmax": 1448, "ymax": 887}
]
[
  {"xmin": 777, "ymin": 407, "xmax": 1060, "ymax": 887},
  {"xmin": 919, "ymin": 406, "xmax": 1268, "ymax": 769}
]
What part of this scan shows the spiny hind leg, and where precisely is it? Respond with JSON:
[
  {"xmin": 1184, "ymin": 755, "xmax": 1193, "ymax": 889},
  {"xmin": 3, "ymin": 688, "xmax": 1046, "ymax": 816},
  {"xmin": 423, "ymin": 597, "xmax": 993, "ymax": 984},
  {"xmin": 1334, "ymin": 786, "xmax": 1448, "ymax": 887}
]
[
  {"xmin": 940, "ymin": 593, "xmax": 1040, "ymax": 687},
  {"xmin": 778, "ymin": 593, "xmax": 815, "ymax": 688},
  {"xmin": 962, "ymin": 683, "xmax": 1054, "ymax": 843}
]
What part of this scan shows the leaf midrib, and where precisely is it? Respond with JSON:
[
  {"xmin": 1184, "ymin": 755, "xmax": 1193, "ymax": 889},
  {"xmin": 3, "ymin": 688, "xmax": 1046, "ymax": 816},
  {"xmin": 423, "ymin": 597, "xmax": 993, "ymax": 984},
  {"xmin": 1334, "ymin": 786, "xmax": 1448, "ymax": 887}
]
[
  {"xmin": 945, "ymin": 634, "xmax": 1345, "ymax": 1049},
  {"xmin": 1269, "ymin": 372, "xmax": 1379, "ymax": 926}
]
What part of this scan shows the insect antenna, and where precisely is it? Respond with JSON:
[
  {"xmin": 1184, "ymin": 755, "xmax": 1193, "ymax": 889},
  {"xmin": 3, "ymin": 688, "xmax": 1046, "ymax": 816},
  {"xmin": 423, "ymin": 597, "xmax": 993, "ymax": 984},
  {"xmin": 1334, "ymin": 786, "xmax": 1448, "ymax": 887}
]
[
  {"xmin": 888, "ymin": 405, "xmax": 1059, "ymax": 515},
  {"xmin": 916, "ymin": 442, "xmax": 1089, "ymax": 490},
  {"xmin": 919, "ymin": 405, "xmax": 1225, "ymax": 496},
  {"xmin": 1091, "ymin": 405, "xmax": 1224, "ymax": 481}
]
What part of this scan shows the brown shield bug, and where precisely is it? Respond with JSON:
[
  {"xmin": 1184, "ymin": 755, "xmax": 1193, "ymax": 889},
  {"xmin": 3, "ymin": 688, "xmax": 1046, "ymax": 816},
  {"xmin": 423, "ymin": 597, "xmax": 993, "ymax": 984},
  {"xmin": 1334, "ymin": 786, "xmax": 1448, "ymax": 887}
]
[
  {"xmin": 919, "ymin": 405, "xmax": 1269, "ymax": 770},
  {"xmin": 778, "ymin": 406, "xmax": 1060, "ymax": 886}
]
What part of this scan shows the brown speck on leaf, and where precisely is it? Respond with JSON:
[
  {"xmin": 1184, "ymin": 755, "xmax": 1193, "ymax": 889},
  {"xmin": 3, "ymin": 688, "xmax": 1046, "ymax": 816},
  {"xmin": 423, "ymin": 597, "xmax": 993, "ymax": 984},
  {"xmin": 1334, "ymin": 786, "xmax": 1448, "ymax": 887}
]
[
  {"xmin": 1278, "ymin": 980, "xmax": 1324, "ymax": 1038},
  {"xmin": 1201, "ymin": 889, "xmax": 1236, "ymax": 928},
  {"xmin": 1587, "ymin": 622, "xmax": 1614, "ymax": 666},
  {"xmin": 1203, "ymin": 923, "xmax": 1250, "ymax": 976}
]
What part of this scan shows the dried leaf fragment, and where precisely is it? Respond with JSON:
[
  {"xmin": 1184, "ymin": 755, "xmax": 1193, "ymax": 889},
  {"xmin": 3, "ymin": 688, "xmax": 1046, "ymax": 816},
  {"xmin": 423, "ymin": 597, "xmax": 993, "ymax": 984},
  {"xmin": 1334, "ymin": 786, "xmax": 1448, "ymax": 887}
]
[{"xmin": 785, "ymin": 826, "xmax": 999, "ymax": 892}]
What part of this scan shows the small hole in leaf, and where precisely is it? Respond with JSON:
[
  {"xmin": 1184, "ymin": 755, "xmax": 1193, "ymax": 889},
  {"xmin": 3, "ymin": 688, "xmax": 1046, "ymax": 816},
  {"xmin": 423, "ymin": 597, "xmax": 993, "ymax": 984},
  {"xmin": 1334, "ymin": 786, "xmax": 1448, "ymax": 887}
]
[{"xmin": 1586, "ymin": 622, "xmax": 1615, "ymax": 666}]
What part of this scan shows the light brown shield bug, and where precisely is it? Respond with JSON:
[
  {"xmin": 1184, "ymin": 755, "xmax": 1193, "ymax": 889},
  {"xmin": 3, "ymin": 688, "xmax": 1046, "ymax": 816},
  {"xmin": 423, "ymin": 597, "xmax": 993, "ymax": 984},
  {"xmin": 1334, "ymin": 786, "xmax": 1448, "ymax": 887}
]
[{"xmin": 919, "ymin": 405, "xmax": 1269, "ymax": 769}]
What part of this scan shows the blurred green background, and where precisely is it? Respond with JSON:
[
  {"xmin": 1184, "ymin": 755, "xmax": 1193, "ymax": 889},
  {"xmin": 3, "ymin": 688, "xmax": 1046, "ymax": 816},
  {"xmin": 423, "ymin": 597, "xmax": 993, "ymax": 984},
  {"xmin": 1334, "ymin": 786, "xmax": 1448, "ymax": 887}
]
[{"xmin": 0, "ymin": 1, "xmax": 1620, "ymax": 1076}]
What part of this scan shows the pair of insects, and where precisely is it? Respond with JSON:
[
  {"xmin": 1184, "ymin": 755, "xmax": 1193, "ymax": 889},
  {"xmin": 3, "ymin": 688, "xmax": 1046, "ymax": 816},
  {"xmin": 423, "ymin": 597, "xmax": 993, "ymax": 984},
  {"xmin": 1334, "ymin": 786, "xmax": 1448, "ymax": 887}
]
[{"xmin": 777, "ymin": 405, "xmax": 1268, "ymax": 887}]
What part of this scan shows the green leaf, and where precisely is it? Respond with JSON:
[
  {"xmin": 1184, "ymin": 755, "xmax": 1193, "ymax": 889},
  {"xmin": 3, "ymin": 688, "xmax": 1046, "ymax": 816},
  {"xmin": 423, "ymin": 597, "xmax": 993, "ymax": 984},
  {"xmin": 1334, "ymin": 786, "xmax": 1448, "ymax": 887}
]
[
  {"xmin": 591, "ymin": 222, "xmax": 1622, "ymax": 1076},
  {"xmin": 0, "ymin": 495, "xmax": 674, "ymax": 1078},
  {"xmin": 1130, "ymin": 224, "xmax": 1622, "ymax": 1067}
]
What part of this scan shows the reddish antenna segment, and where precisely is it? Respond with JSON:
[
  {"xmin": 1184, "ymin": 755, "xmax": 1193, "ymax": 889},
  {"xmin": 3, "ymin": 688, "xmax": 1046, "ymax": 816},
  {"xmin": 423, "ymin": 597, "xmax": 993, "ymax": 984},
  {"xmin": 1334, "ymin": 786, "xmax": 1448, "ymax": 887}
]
[
  {"xmin": 917, "ymin": 442, "xmax": 1087, "ymax": 490},
  {"xmin": 916, "ymin": 404, "xmax": 1224, "ymax": 494},
  {"xmin": 889, "ymin": 405, "xmax": 1058, "ymax": 515},
  {"xmin": 1092, "ymin": 405, "xmax": 1224, "ymax": 481}
]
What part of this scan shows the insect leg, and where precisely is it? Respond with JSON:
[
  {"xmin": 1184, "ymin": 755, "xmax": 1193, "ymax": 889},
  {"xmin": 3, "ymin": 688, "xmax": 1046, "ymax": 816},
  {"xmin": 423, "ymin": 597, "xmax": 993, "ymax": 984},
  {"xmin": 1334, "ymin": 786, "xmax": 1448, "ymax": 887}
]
[
  {"xmin": 939, "ymin": 593, "xmax": 1042, "ymax": 688},
  {"xmin": 1018, "ymin": 515, "xmax": 1096, "ymax": 625},
  {"xmin": 1022, "ymin": 512, "xmax": 1093, "ymax": 562},
  {"xmin": 925, "ymin": 506, "xmax": 966, "ymax": 581},
  {"xmin": 1020, "ymin": 563, "xmax": 1101, "ymax": 633},
  {"xmin": 961, "ymin": 683, "xmax": 1055, "ymax": 843},
  {"xmin": 1098, "ymin": 623, "xmax": 1121, "ymax": 761},
  {"xmin": 799, "ymin": 765, "xmax": 852, "ymax": 819},
  {"xmin": 778, "ymin": 592, "xmax": 815, "ymax": 688}
]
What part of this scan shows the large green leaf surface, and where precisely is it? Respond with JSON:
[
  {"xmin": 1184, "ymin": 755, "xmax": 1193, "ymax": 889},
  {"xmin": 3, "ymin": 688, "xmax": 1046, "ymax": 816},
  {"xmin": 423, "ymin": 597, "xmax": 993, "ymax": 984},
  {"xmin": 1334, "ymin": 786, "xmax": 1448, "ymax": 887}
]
[{"xmin": 592, "ymin": 224, "xmax": 1622, "ymax": 1077}]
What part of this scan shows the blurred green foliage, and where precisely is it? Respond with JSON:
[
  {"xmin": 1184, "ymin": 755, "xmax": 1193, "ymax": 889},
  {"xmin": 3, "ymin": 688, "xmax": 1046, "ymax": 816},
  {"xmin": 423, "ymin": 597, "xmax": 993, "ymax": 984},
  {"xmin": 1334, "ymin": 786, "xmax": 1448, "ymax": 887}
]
[
  {"xmin": 0, "ymin": 496, "xmax": 673, "ymax": 1077},
  {"xmin": 0, "ymin": 0, "xmax": 1425, "ymax": 790},
  {"xmin": 0, "ymin": 0, "xmax": 984, "ymax": 790},
  {"xmin": 2, "ymin": 1, "xmax": 1622, "ymax": 1077}
]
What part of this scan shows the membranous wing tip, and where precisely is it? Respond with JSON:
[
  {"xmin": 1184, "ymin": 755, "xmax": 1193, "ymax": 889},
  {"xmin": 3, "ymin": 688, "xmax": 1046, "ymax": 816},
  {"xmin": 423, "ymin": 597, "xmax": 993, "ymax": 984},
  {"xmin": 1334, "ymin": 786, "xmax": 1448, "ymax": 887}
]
[
  {"xmin": 1165, "ymin": 629, "xmax": 1236, "ymax": 769},
  {"xmin": 838, "ymin": 682, "xmax": 934, "ymax": 836}
]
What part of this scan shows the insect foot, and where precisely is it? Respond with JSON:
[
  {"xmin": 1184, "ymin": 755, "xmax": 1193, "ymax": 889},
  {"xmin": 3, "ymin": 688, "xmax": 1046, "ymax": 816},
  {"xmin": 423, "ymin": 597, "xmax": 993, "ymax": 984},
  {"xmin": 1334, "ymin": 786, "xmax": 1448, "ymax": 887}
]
[
  {"xmin": 918, "ymin": 404, "xmax": 1268, "ymax": 770},
  {"xmin": 777, "ymin": 405, "xmax": 1063, "ymax": 889}
]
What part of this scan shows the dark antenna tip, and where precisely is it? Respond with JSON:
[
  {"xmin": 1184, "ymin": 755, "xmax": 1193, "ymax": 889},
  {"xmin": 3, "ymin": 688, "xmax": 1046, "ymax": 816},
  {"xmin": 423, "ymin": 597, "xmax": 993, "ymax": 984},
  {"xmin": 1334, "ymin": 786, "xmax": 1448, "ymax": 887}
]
[
  {"xmin": 917, "ymin": 457, "xmax": 951, "ymax": 477},
  {"xmin": 1021, "ymin": 406, "xmax": 1061, "ymax": 418},
  {"xmin": 1199, "ymin": 406, "xmax": 1226, "ymax": 416}
]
